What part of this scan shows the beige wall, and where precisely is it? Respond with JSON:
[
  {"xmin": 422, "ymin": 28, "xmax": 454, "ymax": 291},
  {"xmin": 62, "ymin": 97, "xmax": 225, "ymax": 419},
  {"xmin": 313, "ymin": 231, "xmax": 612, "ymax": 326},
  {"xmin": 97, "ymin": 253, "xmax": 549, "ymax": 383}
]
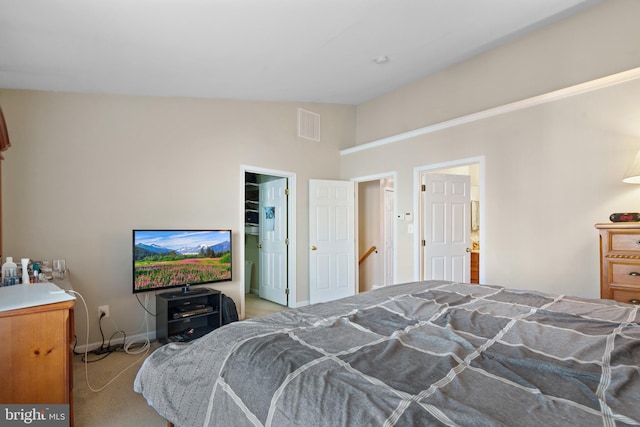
[
  {"xmin": 342, "ymin": 0, "xmax": 640, "ymax": 297},
  {"xmin": 0, "ymin": 90, "xmax": 355, "ymax": 345}
]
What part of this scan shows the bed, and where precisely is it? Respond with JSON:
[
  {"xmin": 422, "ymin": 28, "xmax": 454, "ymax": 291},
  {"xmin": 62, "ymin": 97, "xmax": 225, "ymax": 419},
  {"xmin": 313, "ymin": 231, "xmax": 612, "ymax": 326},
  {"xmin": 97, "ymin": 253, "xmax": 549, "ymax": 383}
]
[{"xmin": 134, "ymin": 280, "xmax": 640, "ymax": 426}]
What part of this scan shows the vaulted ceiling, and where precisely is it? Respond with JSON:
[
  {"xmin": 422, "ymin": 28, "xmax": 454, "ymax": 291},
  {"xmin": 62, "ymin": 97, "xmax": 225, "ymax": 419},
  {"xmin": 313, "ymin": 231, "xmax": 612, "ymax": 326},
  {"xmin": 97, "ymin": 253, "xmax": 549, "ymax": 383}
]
[{"xmin": 0, "ymin": 0, "xmax": 600, "ymax": 104}]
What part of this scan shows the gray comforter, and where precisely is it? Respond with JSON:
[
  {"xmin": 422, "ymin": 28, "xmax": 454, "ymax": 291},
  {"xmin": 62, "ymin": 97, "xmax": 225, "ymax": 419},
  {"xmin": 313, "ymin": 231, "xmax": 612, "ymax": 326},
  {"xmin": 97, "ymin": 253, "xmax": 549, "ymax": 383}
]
[{"xmin": 134, "ymin": 280, "xmax": 640, "ymax": 426}]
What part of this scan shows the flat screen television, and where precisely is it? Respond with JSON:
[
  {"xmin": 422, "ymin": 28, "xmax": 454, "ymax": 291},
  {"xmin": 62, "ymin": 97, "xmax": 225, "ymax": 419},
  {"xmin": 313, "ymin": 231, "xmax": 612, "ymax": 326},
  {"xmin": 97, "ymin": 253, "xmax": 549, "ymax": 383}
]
[{"xmin": 133, "ymin": 229, "xmax": 232, "ymax": 294}]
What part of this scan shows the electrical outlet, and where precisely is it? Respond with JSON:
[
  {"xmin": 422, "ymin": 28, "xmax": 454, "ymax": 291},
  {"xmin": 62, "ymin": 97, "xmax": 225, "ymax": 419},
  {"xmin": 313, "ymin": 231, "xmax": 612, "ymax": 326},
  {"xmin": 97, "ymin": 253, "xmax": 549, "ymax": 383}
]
[{"xmin": 98, "ymin": 305, "xmax": 109, "ymax": 318}]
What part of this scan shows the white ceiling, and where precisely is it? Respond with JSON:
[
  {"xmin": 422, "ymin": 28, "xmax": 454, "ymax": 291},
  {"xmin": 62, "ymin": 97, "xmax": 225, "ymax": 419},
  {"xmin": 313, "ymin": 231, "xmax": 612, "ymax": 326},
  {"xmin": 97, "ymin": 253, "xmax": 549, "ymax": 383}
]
[{"xmin": 0, "ymin": 0, "xmax": 599, "ymax": 105}]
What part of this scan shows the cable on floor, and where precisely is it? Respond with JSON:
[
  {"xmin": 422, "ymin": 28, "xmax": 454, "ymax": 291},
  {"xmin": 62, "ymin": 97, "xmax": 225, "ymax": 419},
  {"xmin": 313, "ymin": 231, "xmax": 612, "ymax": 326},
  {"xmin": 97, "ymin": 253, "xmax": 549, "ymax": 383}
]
[{"xmin": 66, "ymin": 290, "xmax": 151, "ymax": 392}]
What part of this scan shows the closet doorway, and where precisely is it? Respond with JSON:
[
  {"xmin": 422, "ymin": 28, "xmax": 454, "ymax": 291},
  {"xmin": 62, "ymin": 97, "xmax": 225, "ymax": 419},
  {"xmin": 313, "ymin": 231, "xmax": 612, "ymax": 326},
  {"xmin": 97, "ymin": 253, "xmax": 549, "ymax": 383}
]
[{"xmin": 241, "ymin": 166, "xmax": 296, "ymax": 319}]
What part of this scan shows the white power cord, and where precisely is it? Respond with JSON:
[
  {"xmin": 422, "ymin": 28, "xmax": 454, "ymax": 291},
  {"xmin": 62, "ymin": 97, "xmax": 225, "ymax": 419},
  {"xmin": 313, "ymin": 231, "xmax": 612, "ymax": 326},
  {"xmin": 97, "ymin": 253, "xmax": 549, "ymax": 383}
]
[
  {"xmin": 121, "ymin": 294, "xmax": 152, "ymax": 355},
  {"xmin": 67, "ymin": 290, "xmax": 151, "ymax": 392}
]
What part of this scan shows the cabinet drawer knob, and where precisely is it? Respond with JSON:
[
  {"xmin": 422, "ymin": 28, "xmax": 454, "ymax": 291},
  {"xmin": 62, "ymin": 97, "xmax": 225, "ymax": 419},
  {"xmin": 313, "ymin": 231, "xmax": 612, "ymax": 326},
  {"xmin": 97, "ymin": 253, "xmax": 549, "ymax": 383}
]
[
  {"xmin": 629, "ymin": 272, "xmax": 640, "ymax": 277},
  {"xmin": 629, "ymin": 298, "xmax": 640, "ymax": 305}
]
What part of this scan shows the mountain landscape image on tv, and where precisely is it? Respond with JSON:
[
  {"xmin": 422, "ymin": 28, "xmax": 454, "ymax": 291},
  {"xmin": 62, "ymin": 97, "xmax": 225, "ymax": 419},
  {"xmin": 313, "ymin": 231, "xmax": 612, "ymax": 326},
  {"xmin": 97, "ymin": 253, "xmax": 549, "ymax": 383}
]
[{"xmin": 133, "ymin": 229, "xmax": 232, "ymax": 293}]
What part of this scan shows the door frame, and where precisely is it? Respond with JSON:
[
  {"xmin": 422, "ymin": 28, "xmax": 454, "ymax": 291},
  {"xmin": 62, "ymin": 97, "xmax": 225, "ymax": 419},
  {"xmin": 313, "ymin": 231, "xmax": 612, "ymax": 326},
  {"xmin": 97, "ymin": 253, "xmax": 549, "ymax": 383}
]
[
  {"xmin": 413, "ymin": 156, "xmax": 485, "ymax": 283},
  {"xmin": 240, "ymin": 165, "xmax": 297, "ymax": 319},
  {"xmin": 352, "ymin": 172, "xmax": 398, "ymax": 290}
]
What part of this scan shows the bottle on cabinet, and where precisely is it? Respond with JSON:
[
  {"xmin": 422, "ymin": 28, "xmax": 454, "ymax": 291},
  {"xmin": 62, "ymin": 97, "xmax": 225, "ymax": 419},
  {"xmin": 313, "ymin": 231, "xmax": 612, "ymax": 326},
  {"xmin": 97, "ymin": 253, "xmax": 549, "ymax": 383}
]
[{"xmin": 2, "ymin": 257, "xmax": 18, "ymax": 286}]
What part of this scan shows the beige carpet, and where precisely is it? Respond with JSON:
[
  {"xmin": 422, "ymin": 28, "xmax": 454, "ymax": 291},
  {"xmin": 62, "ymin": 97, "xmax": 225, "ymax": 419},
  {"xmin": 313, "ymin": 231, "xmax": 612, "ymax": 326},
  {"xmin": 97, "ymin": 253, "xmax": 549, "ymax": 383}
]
[
  {"xmin": 244, "ymin": 292, "xmax": 288, "ymax": 318},
  {"xmin": 73, "ymin": 342, "xmax": 166, "ymax": 427},
  {"xmin": 73, "ymin": 294, "xmax": 287, "ymax": 426}
]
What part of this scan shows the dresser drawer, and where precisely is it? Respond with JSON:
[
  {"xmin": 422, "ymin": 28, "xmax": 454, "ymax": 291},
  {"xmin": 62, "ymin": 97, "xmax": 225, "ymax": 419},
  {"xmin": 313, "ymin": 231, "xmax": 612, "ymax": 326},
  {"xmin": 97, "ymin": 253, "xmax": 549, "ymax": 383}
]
[
  {"xmin": 610, "ymin": 262, "xmax": 640, "ymax": 286},
  {"xmin": 611, "ymin": 288, "xmax": 640, "ymax": 305},
  {"xmin": 610, "ymin": 232, "xmax": 640, "ymax": 252}
]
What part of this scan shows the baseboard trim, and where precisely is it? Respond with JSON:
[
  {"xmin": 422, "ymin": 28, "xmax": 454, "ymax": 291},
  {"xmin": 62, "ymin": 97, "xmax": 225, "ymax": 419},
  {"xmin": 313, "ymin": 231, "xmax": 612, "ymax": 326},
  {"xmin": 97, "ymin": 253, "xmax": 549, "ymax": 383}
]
[{"xmin": 291, "ymin": 300, "xmax": 308, "ymax": 308}]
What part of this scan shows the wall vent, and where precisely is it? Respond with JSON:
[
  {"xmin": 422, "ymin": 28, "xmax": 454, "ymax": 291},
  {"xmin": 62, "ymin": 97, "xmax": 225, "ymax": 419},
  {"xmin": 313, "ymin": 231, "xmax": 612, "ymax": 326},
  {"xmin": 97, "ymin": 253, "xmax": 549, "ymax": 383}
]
[{"xmin": 297, "ymin": 108, "xmax": 320, "ymax": 141}]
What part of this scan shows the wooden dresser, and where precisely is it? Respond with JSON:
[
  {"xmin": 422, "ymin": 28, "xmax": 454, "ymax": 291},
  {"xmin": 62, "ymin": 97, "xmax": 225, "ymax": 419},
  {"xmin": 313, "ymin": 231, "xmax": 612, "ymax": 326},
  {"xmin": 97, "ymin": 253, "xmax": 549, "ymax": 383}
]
[
  {"xmin": 0, "ymin": 283, "xmax": 75, "ymax": 425},
  {"xmin": 595, "ymin": 222, "xmax": 640, "ymax": 305},
  {"xmin": 470, "ymin": 251, "xmax": 479, "ymax": 284}
]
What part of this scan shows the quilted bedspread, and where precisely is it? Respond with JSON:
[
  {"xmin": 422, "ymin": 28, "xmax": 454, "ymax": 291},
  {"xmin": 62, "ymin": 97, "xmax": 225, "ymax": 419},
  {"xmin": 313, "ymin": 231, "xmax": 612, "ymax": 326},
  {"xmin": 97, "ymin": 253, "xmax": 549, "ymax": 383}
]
[{"xmin": 134, "ymin": 281, "xmax": 640, "ymax": 426}]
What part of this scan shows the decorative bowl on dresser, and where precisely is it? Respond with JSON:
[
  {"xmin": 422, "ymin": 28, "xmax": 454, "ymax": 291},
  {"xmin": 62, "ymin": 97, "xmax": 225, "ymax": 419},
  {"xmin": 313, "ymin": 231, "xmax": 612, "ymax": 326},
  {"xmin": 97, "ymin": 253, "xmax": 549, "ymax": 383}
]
[{"xmin": 595, "ymin": 222, "xmax": 640, "ymax": 305}]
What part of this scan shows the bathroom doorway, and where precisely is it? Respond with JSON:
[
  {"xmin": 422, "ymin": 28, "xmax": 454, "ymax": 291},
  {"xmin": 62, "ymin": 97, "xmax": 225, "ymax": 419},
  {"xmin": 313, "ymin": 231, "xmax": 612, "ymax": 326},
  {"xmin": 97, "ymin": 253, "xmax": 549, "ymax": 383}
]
[{"xmin": 415, "ymin": 157, "xmax": 484, "ymax": 284}]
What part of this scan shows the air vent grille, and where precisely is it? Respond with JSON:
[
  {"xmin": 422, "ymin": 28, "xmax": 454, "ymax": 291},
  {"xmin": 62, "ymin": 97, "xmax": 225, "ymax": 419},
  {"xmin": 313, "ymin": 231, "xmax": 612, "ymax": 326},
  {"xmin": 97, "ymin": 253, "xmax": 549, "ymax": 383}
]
[{"xmin": 297, "ymin": 108, "xmax": 320, "ymax": 141}]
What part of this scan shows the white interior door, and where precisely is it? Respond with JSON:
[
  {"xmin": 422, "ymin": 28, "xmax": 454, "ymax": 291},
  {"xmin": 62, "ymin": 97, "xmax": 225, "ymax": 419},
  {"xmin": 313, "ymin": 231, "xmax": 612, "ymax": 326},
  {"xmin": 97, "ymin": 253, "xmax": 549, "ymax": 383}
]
[
  {"xmin": 259, "ymin": 178, "xmax": 288, "ymax": 305},
  {"xmin": 309, "ymin": 179, "xmax": 356, "ymax": 304},
  {"xmin": 421, "ymin": 173, "xmax": 471, "ymax": 282}
]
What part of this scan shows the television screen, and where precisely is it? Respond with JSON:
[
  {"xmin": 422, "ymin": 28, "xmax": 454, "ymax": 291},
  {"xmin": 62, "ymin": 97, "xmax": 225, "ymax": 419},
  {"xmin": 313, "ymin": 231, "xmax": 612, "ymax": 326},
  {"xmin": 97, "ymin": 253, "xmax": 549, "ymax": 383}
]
[{"xmin": 133, "ymin": 229, "xmax": 232, "ymax": 294}]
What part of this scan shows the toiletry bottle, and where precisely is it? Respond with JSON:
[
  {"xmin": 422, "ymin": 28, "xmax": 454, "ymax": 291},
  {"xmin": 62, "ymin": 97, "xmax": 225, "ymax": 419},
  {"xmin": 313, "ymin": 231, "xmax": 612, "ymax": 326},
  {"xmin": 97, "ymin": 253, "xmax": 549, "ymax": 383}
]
[
  {"xmin": 2, "ymin": 257, "xmax": 18, "ymax": 286},
  {"xmin": 32, "ymin": 263, "xmax": 39, "ymax": 283}
]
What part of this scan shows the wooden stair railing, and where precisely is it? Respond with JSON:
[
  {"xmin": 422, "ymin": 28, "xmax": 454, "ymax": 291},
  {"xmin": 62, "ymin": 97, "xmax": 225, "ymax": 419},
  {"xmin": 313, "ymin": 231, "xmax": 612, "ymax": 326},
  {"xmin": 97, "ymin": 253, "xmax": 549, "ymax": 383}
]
[{"xmin": 359, "ymin": 245, "xmax": 377, "ymax": 265}]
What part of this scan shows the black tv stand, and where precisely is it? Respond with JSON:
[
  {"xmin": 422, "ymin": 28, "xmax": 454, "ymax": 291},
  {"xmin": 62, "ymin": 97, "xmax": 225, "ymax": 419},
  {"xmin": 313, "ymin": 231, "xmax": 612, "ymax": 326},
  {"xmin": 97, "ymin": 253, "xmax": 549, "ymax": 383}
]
[
  {"xmin": 163, "ymin": 287, "xmax": 211, "ymax": 299},
  {"xmin": 156, "ymin": 288, "xmax": 222, "ymax": 343}
]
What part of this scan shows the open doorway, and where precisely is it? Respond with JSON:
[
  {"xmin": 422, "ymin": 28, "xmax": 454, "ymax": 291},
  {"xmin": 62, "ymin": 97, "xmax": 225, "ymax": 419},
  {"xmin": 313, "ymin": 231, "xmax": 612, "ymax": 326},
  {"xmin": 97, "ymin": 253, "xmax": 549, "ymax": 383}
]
[
  {"xmin": 241, "ymin": 166, "xmax": 296, "ymax": 319},
  {"xmin": 414, "ymin": 157, "xmax": 484, "ymax": 284},
  {"xmin": 355, "ymin": 173, "xmax": 397, "ymax": 292}
]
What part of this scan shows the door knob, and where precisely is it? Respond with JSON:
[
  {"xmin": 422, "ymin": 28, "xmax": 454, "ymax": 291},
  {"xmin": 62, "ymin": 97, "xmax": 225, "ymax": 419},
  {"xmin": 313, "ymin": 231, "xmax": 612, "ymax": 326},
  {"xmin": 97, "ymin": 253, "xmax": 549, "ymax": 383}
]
[
  {"xmin": 466, "ymin": 248, "xmax": 472, "ymax": 253},
  {"xmin": 311, "ymin": 246, "xmax": 317, "ymax": 251},
  {"xmin": 257, "ymin": 243, "xmax": 262, "ymax": 249}
]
